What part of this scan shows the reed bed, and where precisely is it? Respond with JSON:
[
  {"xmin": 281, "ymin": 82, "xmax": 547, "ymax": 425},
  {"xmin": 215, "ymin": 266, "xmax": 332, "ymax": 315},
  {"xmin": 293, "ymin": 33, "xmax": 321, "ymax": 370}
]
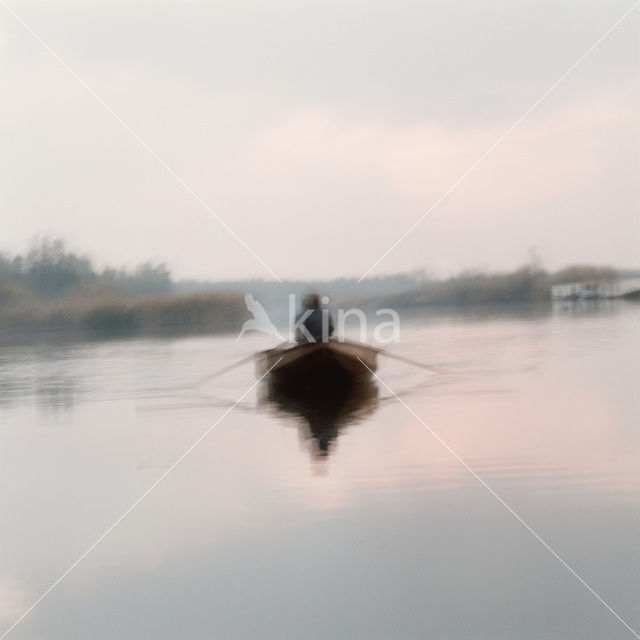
[{"xmin": 0, "ymin": 290, "xmax": 245, "ymax": 337}]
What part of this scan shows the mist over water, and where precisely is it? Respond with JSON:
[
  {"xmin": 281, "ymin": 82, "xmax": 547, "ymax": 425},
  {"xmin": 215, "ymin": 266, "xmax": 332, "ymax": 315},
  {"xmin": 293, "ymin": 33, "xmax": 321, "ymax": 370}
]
[{"xmin": 1, "ymin": 303, "xmax": 638, "ymax": 639}]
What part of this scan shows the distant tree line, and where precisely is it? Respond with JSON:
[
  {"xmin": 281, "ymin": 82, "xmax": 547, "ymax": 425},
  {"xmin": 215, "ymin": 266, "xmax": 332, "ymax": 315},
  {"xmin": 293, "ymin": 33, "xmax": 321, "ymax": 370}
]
[
  {"xmin": 550, "ymin": 264, "xmax": 617, "ymax": 285},
  {"xmin": 0, "ymin": 238, "xmax": 244, "ymax": 336},
  {"xmin": 0, "ymin": 237, "xmax": 172, "ymax": 304},
  {"xmin": 369, "ymin": 263, "xmax": 620, "ymax": 309},
  {"xmin": 0, "ymin": 237, "xmax": 626, "ymax": 338},
  {"xmin": 175, "ymin": 262, "xmax": 621, "ymax": 315}
]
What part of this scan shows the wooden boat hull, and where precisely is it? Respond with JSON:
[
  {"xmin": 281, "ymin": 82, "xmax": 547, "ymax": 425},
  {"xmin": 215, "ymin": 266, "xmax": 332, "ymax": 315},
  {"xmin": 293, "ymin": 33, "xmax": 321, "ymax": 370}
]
[{"xmin": 256, "ymin": 340, "xmax": 378, "ymax": 384}]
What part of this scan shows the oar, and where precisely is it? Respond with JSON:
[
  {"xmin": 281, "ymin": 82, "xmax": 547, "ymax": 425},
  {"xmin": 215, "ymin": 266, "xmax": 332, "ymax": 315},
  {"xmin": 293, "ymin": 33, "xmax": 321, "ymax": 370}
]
[
  {"xmin": 194, "ymin": 340, "xmax": 293, "ymax": 387},
  {"xmin": 378, "ymin": 349, "xmax": 451, "ymax": 374},
  {"xmin": 331, "ymin": 337, "xmax": 451, "ymax": 374},
  {"xmin": 193, "ymin": 352, "xmax": 260, "ymax": 387}
]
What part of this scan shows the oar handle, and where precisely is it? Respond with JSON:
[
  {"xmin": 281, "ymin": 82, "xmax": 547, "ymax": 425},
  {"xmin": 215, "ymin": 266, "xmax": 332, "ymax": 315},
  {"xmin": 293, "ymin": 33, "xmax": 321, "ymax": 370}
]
[{"xmin": 194, "ymin": 339, "xmax": 297, "ymax": 387}]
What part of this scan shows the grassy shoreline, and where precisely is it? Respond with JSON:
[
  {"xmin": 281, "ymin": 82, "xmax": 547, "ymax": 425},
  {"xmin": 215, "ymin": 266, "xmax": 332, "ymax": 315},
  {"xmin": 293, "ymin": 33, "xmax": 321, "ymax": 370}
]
[
  {"xmin": 346, "ymin": 266, "xmax": 623, "ymax": 310},
  {"xmin": 0, "ymin": 291, "xmax": 245, "ymax": 339}
]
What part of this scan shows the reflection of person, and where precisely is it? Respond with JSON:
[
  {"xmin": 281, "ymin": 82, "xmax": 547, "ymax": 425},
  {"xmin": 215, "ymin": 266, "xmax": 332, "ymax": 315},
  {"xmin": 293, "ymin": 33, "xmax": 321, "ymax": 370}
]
[{"xmin": 295, "ymin": 293, "xmax": 334, "ymax": 343}]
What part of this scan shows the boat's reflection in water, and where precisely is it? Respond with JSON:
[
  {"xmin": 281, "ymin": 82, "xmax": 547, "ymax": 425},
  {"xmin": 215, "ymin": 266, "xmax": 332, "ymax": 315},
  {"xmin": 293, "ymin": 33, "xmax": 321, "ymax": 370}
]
[{"xmin": 261, "ymin": 369, "xmax": 379, "ymax": 463}]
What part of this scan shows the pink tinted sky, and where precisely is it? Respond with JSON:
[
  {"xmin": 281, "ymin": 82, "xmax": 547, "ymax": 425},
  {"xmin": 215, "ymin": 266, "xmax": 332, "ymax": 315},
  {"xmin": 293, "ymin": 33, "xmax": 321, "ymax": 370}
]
[{"xmin": 1, "ymin": 0, "xmax": 638, "ymax": 280}]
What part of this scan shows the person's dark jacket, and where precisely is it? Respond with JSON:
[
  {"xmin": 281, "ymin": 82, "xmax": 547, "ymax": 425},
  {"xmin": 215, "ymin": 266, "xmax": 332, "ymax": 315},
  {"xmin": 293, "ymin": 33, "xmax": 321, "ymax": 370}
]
[{"xmin": 295, "ymin": 308, "xmax": 334, "ymax": 342}]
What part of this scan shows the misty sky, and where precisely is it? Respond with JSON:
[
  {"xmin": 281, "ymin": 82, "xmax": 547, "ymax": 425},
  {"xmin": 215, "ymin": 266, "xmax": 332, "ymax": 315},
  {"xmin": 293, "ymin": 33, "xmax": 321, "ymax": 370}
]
[{"xmin": 1, "ymin": 0, "xmax": 638, "ymax": 280}]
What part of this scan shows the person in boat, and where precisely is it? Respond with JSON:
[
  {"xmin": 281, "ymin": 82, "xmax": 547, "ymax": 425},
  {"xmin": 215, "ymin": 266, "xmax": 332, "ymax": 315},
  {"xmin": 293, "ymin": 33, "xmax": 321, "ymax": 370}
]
[{"xmin": 295, "ymin": 293, "xmax": 334, "ymax": 343}]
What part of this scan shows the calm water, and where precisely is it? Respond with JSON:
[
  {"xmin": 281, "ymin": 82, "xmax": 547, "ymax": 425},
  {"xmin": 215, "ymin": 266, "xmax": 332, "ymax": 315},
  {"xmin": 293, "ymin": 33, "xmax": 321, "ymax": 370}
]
[{"xmin": 1, "ymin": 305, "xmax": 639, "ymax": 639}]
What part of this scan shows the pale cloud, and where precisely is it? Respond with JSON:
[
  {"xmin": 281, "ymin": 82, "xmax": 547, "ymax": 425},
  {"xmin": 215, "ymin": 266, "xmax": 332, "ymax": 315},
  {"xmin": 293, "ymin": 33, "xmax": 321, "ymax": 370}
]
[
  {"xmin": 252, "ymin": 93, "xmax": 632, "ymax": 217},
  {"xmin": 0, "ymin": 580, "xmax": 28, "ymax": 623}
]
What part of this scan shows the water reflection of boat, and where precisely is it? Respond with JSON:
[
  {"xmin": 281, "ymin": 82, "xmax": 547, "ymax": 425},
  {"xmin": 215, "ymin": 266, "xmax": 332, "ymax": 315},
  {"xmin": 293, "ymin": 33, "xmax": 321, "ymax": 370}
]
[
  {"xmin": 256, "ymin": 339, "xmax": 378, "ymax": 384},
  {"xmin": 261, "ymin": 373, "xmax": 379, "ymax": 459},
  {"xmin": 256, "ymin": 341, "xmax": 379, "ymax": 459}
]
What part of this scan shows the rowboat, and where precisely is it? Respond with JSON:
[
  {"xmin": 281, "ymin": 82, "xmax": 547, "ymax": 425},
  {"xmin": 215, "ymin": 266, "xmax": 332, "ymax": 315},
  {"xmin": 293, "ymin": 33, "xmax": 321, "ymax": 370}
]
[
  {"xmin": 255, "ymin": 340, "xmax": 380, "ymax": 458},
  {"xmin": 256, "ymin": 339, "xmax": 378, "ymax": 384}
]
